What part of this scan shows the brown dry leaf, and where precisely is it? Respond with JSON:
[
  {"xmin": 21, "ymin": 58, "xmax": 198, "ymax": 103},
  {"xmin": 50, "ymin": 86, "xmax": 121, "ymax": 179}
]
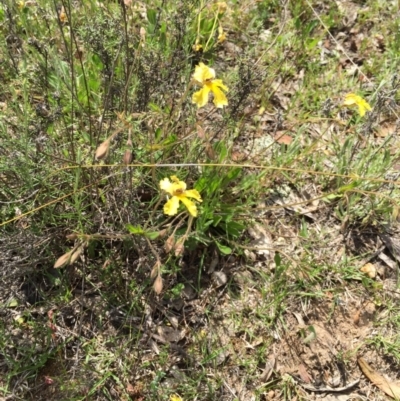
[
  {"xmin": 274, "ymin": 132, "xmax": 293, "ymax": 145},
  {"xmin": 360, "ymin": 262, "xmax": 376, "ymax": 278},
  {"xmin": 156, "ymin": 325, "xmax": 183, "ymax": 343},
  {"xmin": 54, "ymin": 250, "xmax": 73, "ymax": 268},
  {"xmin": 358, "ymin": 357, "xmax": 400, "ymax": 399},
  {"xmin": 204, "ymin": 143, "xmax": 216, "ymax": 160},
  {"xmin": 196, "ymin": 124, "xmax": 215, "ymax": 159},
  {"xmin": 298, "ymin": 364, "xmax": 312, "ymax": 384},
  {"xmin": 196, "ymin": 123, "xmax": 206, "ymax": 139},
  {"xmin": 260, "ymin": 356, "xmax": 276, "ymax": 381},
  {"xmin": 231, "ymin": 151, "xmax": 246, "ymax": 162},
  {"xmin": 247, "ymin": 223, "xmax": 273, "ymax": 257},
  {"xmin": 374, "ymin": 122, "xmax": 396, "ymax": 138}
]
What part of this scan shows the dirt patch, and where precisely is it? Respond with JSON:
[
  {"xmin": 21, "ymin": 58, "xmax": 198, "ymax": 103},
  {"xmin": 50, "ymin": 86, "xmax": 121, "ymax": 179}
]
[{"xmin": 268, "ymin": 295, "xmax": 398, "ymax": 400}]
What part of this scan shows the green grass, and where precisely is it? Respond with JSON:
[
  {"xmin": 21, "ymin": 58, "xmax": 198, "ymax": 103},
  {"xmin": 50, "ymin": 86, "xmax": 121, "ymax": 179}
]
[{"xmin": 1, "ymin": 0, "xmax": 400, "ymax": 400}]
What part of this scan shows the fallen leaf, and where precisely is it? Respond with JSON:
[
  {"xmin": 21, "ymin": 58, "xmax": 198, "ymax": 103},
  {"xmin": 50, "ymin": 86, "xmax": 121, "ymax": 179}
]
[
  {"xmin": 259, "ymin": 355, "xmax": 276, "ymax": 381},
  {"xmin": 374, "ymin": 122, "xmax": 396, "ymax": 138},
  {"xmin": 298, "ymin": 364, "xmax": 312, "ymax": 383},
  {"xmin": 274, "ymin": 132, "xmax": 293, "ymax": 145},
  {"xmin": 156, "ymin": 326, "xmax": 184, "ymax": 343},
  {"xmin": 358, "ymin": 357, "xmax": 400, "ymax": 399}
]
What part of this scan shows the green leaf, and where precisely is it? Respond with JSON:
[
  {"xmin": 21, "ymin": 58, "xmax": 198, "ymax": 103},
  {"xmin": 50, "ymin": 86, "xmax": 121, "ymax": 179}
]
[
  {"xmin": 274, "ymin": 252, "xmax": 281, "ymax": 267},
  {"xmin": 154, "ymin": 127, "xmax": 162, "ymax": 140},
  {"xmin": 303, "ymin": 325, "xmax": 317, "ymax": 344},
  {"xmin": 149, "ymin": 103, "xmax": 163, "ymax": 113},
  {"xmin": 215, "ymin": 241, "xmax": 232, "ymax": 255},
  {"xmin": 126, "ymin": 224, "xmax": 145, "ymax": 235},
  {"xmin": 224, "ymin": 221, "xmax": 245, "ymax": 237},
  {"xmin": 145, "ymin": 231, "xmax": 159, "ymax": 240},
  {"xmin": 147, "ymin": 9, "xmax": 157, "ymax": 26},
  {"xmin": 212, "ymin": 215, "xmax": 222, "ymax": 226},
  {"xmin": 6, "ymin": 298, "xmax": 19, "ymax": 308}
]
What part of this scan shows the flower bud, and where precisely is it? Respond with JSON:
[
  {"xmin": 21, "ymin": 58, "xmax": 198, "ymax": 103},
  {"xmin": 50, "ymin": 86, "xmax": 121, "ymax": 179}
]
[
  {"xmin": 54, "ymin": 250, "xmax": 73, "ymax": 268},
  {"xmin": 153, "ymin": 275, "xmax": 163, "ymax": 294},
  {"xmin": 123, "ymin": 149, "xmax": 133, "ymax": 165},
  {"xmin": 165, "ymin": 235, "xmax": 175, "ymax": 253},
  {"xmin": 95, "ymin": 139, "xmax": 110, "ymax": 160}
]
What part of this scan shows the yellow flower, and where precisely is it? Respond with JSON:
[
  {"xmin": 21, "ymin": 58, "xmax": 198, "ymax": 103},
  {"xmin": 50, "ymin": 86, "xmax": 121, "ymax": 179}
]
[
  {"xmin": 215, "ymin": 1, "xmax": 227, "ymax": 14},
  {"xmin": 170, "ymin": 395, "xmax": 183, "ymax": 401},
  {"xmin": 193, "ymin": 43, "xmax": 203, "ymax": 52},
  {"xmin": 217, "ymin": 25, "xmax": 226, "ymax": 43},
  {"xmin": 192, "ymin": 62, "xmax": 228, "ymax": 108},
  {"xmin": 343, "ymin": 93, "xmax": 372, "ymax": 117},
  {"xmin": 160, "ymin": 176, "xmax": 202, "ymax": 217}
]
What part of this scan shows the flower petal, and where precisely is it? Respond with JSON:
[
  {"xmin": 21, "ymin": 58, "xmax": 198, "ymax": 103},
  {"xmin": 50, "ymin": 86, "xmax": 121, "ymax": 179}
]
[
  {"xmin": 343, "ymin": 93, "xmax": 371, "ymax": 117},
  {"xmin": 170, "ymin": 395, "xmax": 183, "ymax": 401},
  {"xmin": 192, "ymin": 62, "xmax": 215, "ymax": 84},
  {"xmin": 218, "ymin": 26, "xmax": 226, "ymax": 43},
  {"xmin": 212, "ymin": 79, "xmax": 229, "ymax": 92},
  {"xmin": 358, "ymin": 100, "xmax": 372, "ymax": 117},
  {"xmin": 184, "ymin": 189, "xmax": 202, "ymax": 202},
  {"xmin": 169, "ymin": 176, "xmax": 186, "ymax": 194},
  {"xmin": 192, "ymin": 86, "xmax": 211, "ymax": 108},
  {"xmin": 159, "ymin": 177, "xmax": 173, "ymax": 195},
  {"xmin": 179, "ymin": 196, "xmax": 198, "ymax": 217},
  {"xmin": 343, "ymin": 93, "xmax": 358, "ymax": 106},
  {"xmin": 210, "ymin": 82, "xmax": 228, "ymax": 108},
  {"xmin": 163, "ymin": 196, "xmax": 180, "ymax": 216}
]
